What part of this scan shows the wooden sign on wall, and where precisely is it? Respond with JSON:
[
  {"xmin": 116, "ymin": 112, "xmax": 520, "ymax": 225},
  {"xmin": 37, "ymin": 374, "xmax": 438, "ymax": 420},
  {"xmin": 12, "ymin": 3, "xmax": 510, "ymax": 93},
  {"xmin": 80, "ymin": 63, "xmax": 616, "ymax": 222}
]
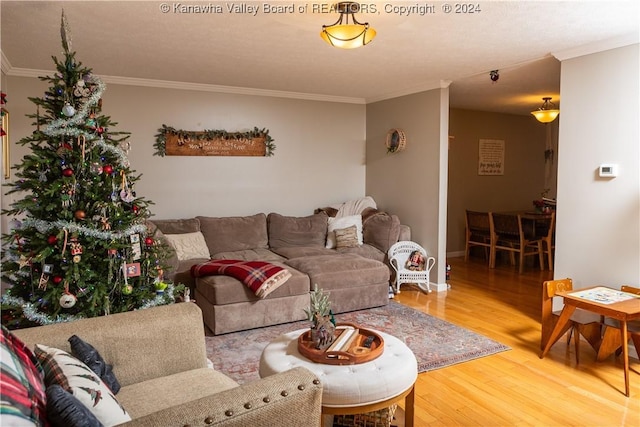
[
  {"xmin": 154, "ymin": 126, "xmax": 275, "ymax": 157},
  {"xmin": 165, "ymin": 132, "xmax": 266, "ymax": 156}
]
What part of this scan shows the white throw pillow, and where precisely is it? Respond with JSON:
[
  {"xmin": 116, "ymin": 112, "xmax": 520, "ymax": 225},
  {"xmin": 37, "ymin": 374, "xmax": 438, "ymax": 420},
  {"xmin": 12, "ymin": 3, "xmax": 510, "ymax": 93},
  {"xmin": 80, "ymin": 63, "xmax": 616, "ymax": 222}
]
[
  {"xmin": 326, "ymin": 214, "xmax": 363, "ymax": 249},
  {"xmin": 34, "ymin": 344, "xmax": 131, "ymax": 427},
  {"xmin": 164, "ymin": 232, "xmax": 211, "ymax": 261}
]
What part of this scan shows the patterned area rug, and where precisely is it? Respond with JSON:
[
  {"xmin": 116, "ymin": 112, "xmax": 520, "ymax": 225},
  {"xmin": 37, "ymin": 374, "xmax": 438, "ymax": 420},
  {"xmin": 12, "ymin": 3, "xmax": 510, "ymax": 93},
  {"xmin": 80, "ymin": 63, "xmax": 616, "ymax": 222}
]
[{"xmin": 205, "ymin": 301, "xmax": 510, "ymax": 384}]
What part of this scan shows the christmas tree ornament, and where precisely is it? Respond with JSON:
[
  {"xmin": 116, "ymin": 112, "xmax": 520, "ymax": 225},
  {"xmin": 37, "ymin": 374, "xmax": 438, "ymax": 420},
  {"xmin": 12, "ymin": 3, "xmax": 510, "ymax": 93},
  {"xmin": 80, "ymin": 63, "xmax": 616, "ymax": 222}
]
[
  {"xmin": 47, "ymin": 235, "xmax": 58, "ymax": 245},
  {"xmin": 70, "ymin": 238, "xmax": 83, "ymax": 257},
  {"xmin": 130, "ymin": 234, "xmax": 142, "ymax": 260},
  {"xmin": 59, "ymin": 293, "xmax": 77, "ymax": 309},
  {"xmin": 62, "ymin": 166, "xmax": 74, "ymax": 177},
  {"xmin": 38, "ymin": 273, "xmax": 50, "ymax": 290},
  {"xmin": 99, "ymin": 216, "xmax": 111, "ymax": 231},
  {"xmin": 52, "ymin": 275, "xmax": 63, "ymax": 284},
  {"xmin": 121, "ymin": 284, "xmax": 133, "ymax": 295},
  {"xmin": 120, "ymin": 171, "xmax": 135, "ymax": 202},
  {"xmin": 62, "ymin": 103, "xmax": 76, "ymax": 117},
  {"xmin": 144, "ymin": 236, "xmax": 154, "ymax": 246},
  {"xmin": 90, "ymin": 162, "xmax": 103, "ymax": 174},
  {"xmin": 61, "ymin": 183, "xmax": 75, "ymax": 208},
  {"xmin": 102, "ymin": 164, "xmax": 113, "ymax": 175},
  {"xmin": 74, "ymin": 209, "xmax": 86, "ymax": 220}
]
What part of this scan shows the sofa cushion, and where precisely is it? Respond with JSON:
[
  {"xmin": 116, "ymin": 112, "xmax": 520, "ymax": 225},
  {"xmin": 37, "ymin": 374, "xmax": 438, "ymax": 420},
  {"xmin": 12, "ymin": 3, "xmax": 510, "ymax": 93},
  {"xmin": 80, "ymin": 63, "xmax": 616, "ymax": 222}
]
[
  {"xmin": 69, "ymin": 335, "xmax": 121, "ymax": 394},
  {"xmin": 267, "ymin": 213, "xmax": 327, "ymax": 249},
  {"xmin": 210, "ymin": 248, "xmax": 286, "ymax": 262},
  {"xmin": 270, "ymin": 246, "xmax": 337, "ymax": 259},
  {"xmin": 336, "ymin": 243, "xmax": 386, "ymax": 263},
  {"xmin": 198, "ymin": 213, "xmax": 268, "ymax": 255},
  {"xmin": 0, "ymin": 325, "xmax": 47, "ymax": 427},
  {"xmin": 163, "ymin": 231, "xmax": 211, "ymax": 261},
  {"xmin": 149, "ymin": 218, "xmax": 200, "ymax": 234},
  {"xmin": 191, "ymin": 260, "xmax": 293, "ymax": 299},
  {"xmin": 285, "ymin": 254, "xmax": 389, "ymax": 292},
  {"xmin": 196, "ymin": 262, "xmax": 310, "ymax": 305},
  {"xmin": 362, "ymin": 213, "xmax": 401, "ymax": 254},
  {"xmin": 116, "ymin": 368, "xmax": 238, "ymax": 419},
  {"xmin": 35, "ymin": 344, "xmax": 132, "ymax": 426},
  {"xmin": 326, "ymin": 214, "xmax": 363, "ymax": 248}
]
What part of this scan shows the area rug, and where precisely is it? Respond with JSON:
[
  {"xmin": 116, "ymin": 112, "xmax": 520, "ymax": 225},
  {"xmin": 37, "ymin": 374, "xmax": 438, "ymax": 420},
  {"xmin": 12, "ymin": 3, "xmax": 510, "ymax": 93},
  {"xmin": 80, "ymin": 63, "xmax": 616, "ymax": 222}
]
[{"xmin": 205, "ymin": 301, "xmax": 510, "ymax": 384}]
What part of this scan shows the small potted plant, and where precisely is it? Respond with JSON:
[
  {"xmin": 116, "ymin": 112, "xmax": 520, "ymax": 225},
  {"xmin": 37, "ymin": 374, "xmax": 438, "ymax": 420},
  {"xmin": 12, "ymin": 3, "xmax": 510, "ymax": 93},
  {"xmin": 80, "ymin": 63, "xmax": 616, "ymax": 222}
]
[{"xmin": 304, "ymin": 284, "xmax": 336, "ymax": 350}]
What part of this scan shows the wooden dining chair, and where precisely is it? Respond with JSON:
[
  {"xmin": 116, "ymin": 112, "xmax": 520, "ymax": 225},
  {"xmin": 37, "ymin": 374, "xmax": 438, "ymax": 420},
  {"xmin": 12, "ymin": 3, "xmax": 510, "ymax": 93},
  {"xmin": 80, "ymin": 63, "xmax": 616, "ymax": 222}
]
[
  {"xmin": 537, "ymin": 212, "xmax": 556, "ymax": 270},
  {"xmin": 541, "ymin": 278, "xmax": 602, "ymax": 364},
  {"xmin": 464, "ymin": 210, "xmax": 493, "ymax": 265},
  {"xmin": 490, "ymin": 213, "xmax": 544, "ymax": 273},
  {"xmin": 596, "ymin": 285, "xmax": 640, "ymax": 362}
]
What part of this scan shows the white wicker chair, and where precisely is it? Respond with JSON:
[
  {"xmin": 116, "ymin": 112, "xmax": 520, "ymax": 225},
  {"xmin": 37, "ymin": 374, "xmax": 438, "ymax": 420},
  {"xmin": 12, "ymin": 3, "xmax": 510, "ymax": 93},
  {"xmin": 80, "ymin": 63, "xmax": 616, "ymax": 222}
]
[{"xmin": 388, "ymin": 241, "xmax": 436, "ymax": 294}]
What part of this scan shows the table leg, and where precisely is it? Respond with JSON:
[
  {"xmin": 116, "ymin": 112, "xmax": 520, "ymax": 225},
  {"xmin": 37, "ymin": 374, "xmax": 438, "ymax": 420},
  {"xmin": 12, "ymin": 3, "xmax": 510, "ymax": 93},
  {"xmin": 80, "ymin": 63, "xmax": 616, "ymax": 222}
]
[
  {"xmin": 541, "ymin": 304, "xmax": 577, "ymax": 358},
  {"xmin": 405, "ymin": 385, "xmax": 415, "ymax": 427},
  {"xmin": 621, "ymin": 320, "xmax": 630, "ymax": 397}
]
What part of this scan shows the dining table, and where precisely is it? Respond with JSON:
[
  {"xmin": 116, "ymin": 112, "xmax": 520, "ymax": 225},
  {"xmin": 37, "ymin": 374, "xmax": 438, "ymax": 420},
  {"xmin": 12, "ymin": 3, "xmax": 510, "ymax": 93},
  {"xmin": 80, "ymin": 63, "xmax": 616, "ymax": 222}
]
[{"xmin": 539, "ymin": 286, "xmax": 640, "ymax": 396}]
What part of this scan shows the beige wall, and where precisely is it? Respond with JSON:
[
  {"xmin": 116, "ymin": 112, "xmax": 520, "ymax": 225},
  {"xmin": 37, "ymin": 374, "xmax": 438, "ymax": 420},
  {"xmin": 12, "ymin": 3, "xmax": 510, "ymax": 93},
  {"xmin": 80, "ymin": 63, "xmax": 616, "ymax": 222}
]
[
  {"xmin": 365, "ymin": 88, "xmax": 449, "ymax": 287},
  {"xmin": 447, "ymin": 109, "xmax": 553, "ymax": 254},
  {"xmin": 555, "ymin": 44, "xmax": 639, "ymax": 288},
  {"xmin": 1, "ymin": 76, "xmax": 368, "ymax": 223}
]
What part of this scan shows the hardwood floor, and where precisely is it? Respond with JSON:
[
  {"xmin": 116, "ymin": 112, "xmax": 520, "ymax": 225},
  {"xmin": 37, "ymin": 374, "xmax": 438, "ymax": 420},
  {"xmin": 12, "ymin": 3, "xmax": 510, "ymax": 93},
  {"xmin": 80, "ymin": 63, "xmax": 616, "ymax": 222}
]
[{"xmin": 393, "ymin": 256, "xmax": 640, "ymax": 426}]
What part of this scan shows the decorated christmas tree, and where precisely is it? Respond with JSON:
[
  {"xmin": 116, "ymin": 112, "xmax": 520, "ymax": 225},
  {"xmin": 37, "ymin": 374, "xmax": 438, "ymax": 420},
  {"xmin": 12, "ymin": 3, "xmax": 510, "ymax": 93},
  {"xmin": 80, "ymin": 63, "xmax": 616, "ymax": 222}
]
[{"xmin": 1, "ymin": 12, "xmax": 181, "ymax": 328}]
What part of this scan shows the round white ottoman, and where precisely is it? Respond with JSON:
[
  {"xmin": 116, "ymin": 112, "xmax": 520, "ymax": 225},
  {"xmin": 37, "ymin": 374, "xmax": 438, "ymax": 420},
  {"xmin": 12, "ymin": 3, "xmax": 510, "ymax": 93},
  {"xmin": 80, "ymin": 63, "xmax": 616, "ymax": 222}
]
[{"xmin": 259, "ymin": 328, "xmax": 418, "ymax": 426}]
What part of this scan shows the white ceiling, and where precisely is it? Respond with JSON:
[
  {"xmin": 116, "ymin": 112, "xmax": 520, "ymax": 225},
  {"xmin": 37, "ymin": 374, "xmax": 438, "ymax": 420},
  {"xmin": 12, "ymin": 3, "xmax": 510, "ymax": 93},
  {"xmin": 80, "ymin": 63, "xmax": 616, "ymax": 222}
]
[{"xmin": 1, "ymin": 1, "xmax": 639, "ymax": 116}]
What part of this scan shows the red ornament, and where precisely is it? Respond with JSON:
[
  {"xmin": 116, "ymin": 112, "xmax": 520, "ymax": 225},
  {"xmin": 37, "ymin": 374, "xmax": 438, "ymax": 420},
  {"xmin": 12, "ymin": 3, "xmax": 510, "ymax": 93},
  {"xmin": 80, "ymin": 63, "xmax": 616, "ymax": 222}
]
[
  {"xmin": 52, "ymin": 276, "xmax": 63, "ymax": 284},
  {"xmin": 102, "ymin": 164, "xmax": 113, "ymax": 175},
  {"xmin": 132, "ymin": 205, "xmax": 139, "ymax": 214},
  {"xmin": 62, "ymin": 168, "xmax": 74, "ymax": 177},
  {"xmin": 47, "ymin": 235, "xmax": 58, "ymax": 245},
  {"xmin": 144, "ymin": 237, "xmax": 154, "ymax": 246}
]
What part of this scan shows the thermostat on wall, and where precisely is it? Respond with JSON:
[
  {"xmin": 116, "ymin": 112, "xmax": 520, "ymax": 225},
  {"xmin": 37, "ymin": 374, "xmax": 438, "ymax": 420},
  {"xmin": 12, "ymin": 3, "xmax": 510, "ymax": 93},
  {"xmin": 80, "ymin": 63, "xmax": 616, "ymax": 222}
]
[{"xmin": 599, "ymin": 164, "xmax": 618, "ymax": 177}]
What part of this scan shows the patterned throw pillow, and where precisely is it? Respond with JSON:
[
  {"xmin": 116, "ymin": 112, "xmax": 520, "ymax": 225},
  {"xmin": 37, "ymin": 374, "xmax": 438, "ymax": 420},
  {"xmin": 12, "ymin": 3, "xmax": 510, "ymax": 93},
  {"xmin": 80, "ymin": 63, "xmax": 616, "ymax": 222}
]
[
  {"xmin": 0, "ymin": 325, "xmax": 47, "ymax": 427},
  {"xmin": 34, "ymin": 344, "xmax": 131, "ymax": 427},
  {"xmin": 68, "ymin": 335, "xmax": 120, "ymax": 394},
  {"xmin": 46, "ymin": 384, "xmax": 103, "ymax": 427},
  {"xmin": 334, "ymin": 225, "xmax": 360, "ymax": 249}
]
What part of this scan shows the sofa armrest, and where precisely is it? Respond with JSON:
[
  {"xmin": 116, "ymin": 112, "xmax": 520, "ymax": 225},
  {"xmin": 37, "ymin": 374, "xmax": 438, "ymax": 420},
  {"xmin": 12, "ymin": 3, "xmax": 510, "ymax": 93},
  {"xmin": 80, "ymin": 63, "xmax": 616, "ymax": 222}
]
[{"xmin": 121, "ymin": 367, "xmax": 323, "ymax": 427}]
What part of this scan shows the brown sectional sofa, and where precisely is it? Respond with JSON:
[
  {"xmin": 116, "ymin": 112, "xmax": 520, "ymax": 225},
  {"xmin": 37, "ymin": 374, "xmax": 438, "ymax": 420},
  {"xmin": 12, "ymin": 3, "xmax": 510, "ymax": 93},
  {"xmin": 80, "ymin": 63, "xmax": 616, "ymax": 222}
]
[{"xmin": 148, "ymin": 209, "xmax": 409, "ymax": 335}]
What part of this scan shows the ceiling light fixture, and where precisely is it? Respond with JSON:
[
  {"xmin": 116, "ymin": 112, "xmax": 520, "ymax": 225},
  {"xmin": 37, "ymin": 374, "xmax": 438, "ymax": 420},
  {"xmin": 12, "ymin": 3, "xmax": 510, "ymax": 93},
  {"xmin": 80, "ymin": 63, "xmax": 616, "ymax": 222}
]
[
  {"xmin": 531, "ymin": 97, "xmax": 560, "ymax": 123},
  {"xmin": 320, "ymin": 2, "xmax": 376, "ymax": 49},
  {"xmin": 489, "ymin": 70, "xmax": 500, "ymax": 82}
]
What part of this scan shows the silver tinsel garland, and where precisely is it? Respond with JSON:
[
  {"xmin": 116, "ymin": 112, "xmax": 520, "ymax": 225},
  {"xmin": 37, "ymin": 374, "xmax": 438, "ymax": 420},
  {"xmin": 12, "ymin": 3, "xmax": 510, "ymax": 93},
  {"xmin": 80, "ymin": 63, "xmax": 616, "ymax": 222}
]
[
  {"xmin": 2, "ymin": 284, "xmax": 179, "ymax": 325},
  {"xmin": 43, "ymin": 76, "xmax": 106, "ymax": 138},
  {"xmin": 21, "ymin": 218, "xmax": 147, "ymax": 241}
]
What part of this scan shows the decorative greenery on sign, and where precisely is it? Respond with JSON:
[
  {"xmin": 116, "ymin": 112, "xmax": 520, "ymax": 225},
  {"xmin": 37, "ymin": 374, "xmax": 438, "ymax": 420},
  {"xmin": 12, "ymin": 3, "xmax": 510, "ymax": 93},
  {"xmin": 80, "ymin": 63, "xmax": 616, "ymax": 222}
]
[{"xmin": 154, "ymin": 125, "xmax": 275, "ymax": 157}]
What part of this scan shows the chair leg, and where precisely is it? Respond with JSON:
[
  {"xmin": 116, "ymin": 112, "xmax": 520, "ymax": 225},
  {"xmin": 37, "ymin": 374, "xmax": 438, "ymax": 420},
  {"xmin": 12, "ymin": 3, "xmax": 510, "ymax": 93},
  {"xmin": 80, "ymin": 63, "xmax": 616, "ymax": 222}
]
[
  {"xmin": 546, "ymin": 241, "xmax": 554, "ymax": 271},
  {"xmin": 537, "ymin": 242, "xmax": 544, "ymax": 271},
  {"xmin": 574, "ymin": 326, "xmax": 581, "ymax": 364}
]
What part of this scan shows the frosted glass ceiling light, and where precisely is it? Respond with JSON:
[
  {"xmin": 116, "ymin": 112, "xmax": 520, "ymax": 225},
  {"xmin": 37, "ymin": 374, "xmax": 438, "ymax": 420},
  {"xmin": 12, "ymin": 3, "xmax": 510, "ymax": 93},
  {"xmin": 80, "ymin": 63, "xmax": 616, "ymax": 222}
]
[
  {"xmin": 320, "ymin": 2, "xmax": 376, "ymax": 49},
  {"xmin": 531, "ymin": 97, "xmax": 560, "ymax": 123}
]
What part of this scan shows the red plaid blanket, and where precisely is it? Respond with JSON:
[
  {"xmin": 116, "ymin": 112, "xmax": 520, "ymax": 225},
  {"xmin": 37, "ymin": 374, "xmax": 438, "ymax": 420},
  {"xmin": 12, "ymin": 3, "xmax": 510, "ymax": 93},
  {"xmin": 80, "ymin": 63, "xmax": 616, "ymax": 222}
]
[{"xmin": 191, "ymin": 260, "xmax": 292, "ymax": 299}]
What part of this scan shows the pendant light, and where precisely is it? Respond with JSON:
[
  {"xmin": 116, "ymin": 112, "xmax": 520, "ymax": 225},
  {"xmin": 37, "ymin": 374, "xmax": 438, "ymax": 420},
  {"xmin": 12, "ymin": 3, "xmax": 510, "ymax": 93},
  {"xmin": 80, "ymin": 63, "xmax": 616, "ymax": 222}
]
[
  {"xmin": 531, "ymin": 97, "xmax": 560, "ymax": 123},
  {"xmin": 320, "ymin": 2, "xmax": 376, "ymax": 49}
]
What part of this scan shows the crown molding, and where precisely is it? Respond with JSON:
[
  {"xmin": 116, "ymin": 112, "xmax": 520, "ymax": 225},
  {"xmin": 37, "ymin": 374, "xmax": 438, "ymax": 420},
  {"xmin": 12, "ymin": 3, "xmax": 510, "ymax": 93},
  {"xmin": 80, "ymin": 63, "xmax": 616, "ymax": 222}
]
[
  {"xmin": 365, "ymin": 79, "xmax": 448, "ymax": 104},
  {"xmin": 3, "ymin": 66, "xmax": 367, "ymax": 105},
  {"xmin": 553, "ymin": 33, "xmax": 640, "ymax": 61},
  {"xmin": 1, "ymin": 50, "xmax": 11, "ymax": 75}
]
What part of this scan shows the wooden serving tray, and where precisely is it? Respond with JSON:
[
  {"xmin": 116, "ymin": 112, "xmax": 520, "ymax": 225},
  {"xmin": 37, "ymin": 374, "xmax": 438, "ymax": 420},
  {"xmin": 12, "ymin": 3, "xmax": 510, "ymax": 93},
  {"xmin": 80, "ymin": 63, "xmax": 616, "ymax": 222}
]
[{"xmin": 297, "ymin": 322, "xmax": 384, "ymax": 365}]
